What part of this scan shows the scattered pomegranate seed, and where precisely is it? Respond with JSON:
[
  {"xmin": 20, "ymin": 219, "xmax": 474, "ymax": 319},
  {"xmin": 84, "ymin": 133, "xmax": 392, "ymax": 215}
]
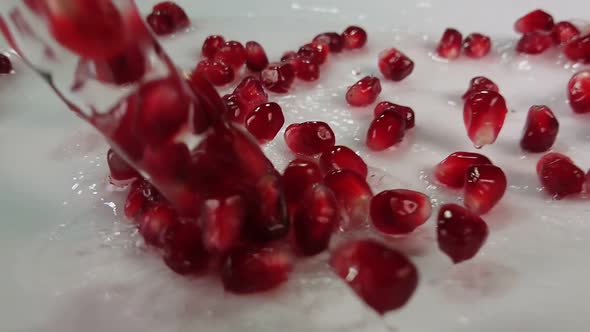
[
  {"xmin": 296, "ymin": 58, "xmax": 320, "ymax": 81},
  {"xmin": 373, "ymin": 102, "xmax": 415, "ymax": 129},
  {"xmin": 514, "ymin": 9, "xmax": 554, "ymax": 34},
  {"xmin": 568, "ymin": 70, "xmax": 590, "ymax": 113},
  {"xmin": 93, "ymin": 46, "xmax": 146, "ymax": 85},
  {"xmin": 463, "ymin": 90, "xmax": 508, "ymax": 148},
  {"xmin": 563, "ymin": 35, "xmax": 590, "ymax": 63},
  {"xmin": 463, "ymin": 33, "xmax": 492, "ymax": 58},
  {"xmin": 245, "ymin": 102, "xmax": 285, "ymax": 143},
  {"xmin": 434, "ymin": 151, "xmax": 493, "ymax": 188},
  {"xmin": 280, "ymin": 51, "xmax": 298, "ymax": 62},
  {"xmin": 140, "ymin": 204, "xmax": 178, "ymax": 247},
  {"xmin": 346, "ymin": 76, "xmax": 382, "ymax": 107},
  {"xmin": 366, "ymin": 111, "xmax": 406, "ymax": 151},
  {"xmin": 124, "ymin": 179, "xmax": 162, "ymax": 221},
  {"xmin": 214, "ymin": 41, "xmax": 247, "ymax": 70},
  {"xmin": 293, "ymin": 184, "xmax": 339, "ymax": 256},
  {"xmin": 201, "ymin": 195, "xmax": 244, "ymax": 253},
  {"xmin": 537, "ymin": 152, "xmax": 585, "ymax": 199},
  {"xmin": 436, "ymin": 28, "xmax": 463, "ymax": 60},
  {"xmin": 194, "ymin": 59, "xmax": 234, "ymax": 86},
  {"xmin": 0, "ymin": 54, "xmax": 13, "ymax": 74},
  {"xmin": 462, "ymin": 76, "xmax": 499, "ymax": 100},
  {"xmin": 146, "ymin": 11, "xmax": 174, "ymax": 35},
  {"xmin": 341, "ymin": 26, "xmax": 367, "ymax": 49},
  {"xmin": 520, "ymin": 105, "xmax": 559, "ymax": 152},
  {"xmin": 231, "ymin": 76, "xmax": 269, "ymax": 123},
  {"xmin": 313, "ymin": 32, "xmax": 344, "ymax": 53},
  {"xmin": 464, "ymin": 164, "xmax": 507, "ymax": 215},
  {"xmin": 437, "ymin": 204, "xmax": 488, "ymax": 263},
  {"xmin": 162, "ymin": 220, "xmax": 209, "ymax": 275},
  {"xmin": 378, "ymin": 48, "xmax": 414, "ymax": 81},
  {"xmin": 516, "ymin": 32, "xmax": 553, "ymax": 54},
  {"xmin": 324, "ymin": 170, "xmax": 373, "ymax": 227},
  {"xmin": 284, "ymin": 121, "xmax": 336, "ymax": 155},
  {"xmin": 245, "ymin": 41, "xmax": 269, "ymax": 72},
  {"xmin": 282, "ymin": 158, "xmax": 323, "ymax": 210},
  {"xmin": 330, "ymin": 240, "xmax": 418, "ymax": 314},
  {"xmin": 153, "ymin": 2, "xmax": 190, "ymax": 30},
  {"xmin": 320, "ymin": 146, "xmax": 368, "ymax": 178},
  {"xmin": 298, "ymin": 42, "xmax": 329, "ymax": 65},
  {"xmin": 107, "ymin": 148, "xmax": 139, "ymax": 181},
  {"xmin": 552, "ymin": 21, "xmax": 581, "ymax": 45},
  {"xmin": 370, "ymin": 189, "xmax": 432, "ymax": 235},
  {"xmin": 201, "ymin": 35, "xmax": 225, "ymax": 58},
  {"xmin": 244, "ymin": 173, "xmax": 290, "ymax": 242},
  {"xmin": 221, "ymin": 246, "xmax": 293, "ymax": 294},
  {"xmin": 142, "ymin": 142, "xmax": 190, "ymax": 182},
  {"xmin": 261, "ymin": 62, "xmax": 296, "ymax": 93}
]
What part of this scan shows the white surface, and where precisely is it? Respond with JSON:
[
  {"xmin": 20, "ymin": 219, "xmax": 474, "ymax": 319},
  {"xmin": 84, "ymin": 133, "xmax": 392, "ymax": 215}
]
[{"xmin": 1, "ymin": 1, "xmax": 590, "ymax": 331}]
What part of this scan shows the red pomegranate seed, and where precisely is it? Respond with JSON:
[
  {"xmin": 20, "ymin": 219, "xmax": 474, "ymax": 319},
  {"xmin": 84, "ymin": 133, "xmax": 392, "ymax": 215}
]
[
  {"xmin": 320, "ymin": 146, "xmax": 368, "ymax": 178},
  {"xmin": 341, "ymin": 26, "xmax": 367, "ymax": 49},
  {"xmin": 0, "ymin": 54, "xmax": 13, "ymax": 74},
  {"xmin": 434, "ymin": 151, "xmax": 493, "ymax": 188},
  {"xmin": 296, "ymin": 58, "xmax": 320, "ymax": 81},
  {"xmin": 244, "ymin": 41, "xmax": 269, "ymax": 72},
  {"xmin": 514, "ymin": 9, "xmax": 554, "ymax": 34},
  {"xmin": 313, "ymin": 32, "xmax": 344, "ymax": 53},
  {"xmin": 140, "ymin": 204, "xmax": 178, "ymax": 247},
  {"xmin": 153, "ymin": 1, "xmax": 190, "ymax": 30},
  {"xmin": 563, "ymin": 35, "xmax": 590, "ymax": 63},
  {"xmin": 124, "ymin": 179, "xmax": 162, "ymax": 220},
  {"xmin": 463, "ymin": 90, "xmax": 508, "ymax": 148},
  {"xmin": 107, "ymin": 148, "xmax": 139, "ymax": 181},
  {"xmin": 261, "ymin": 62, "xmax": 296, "ymax": 93},
  {"xmin": 293, "ymin": 184, "xmax": 339, "ymax": 256},
  {"xmin": 201, "ymin": 35, "xmax": 225, "ymax": 58},
  {"xmin": 437, "ymin": 204, "xmax": 488, "ymax": 263},
  {"xmin": 537, "ymin": 152, "xmax": 584, "ymax": 199},
  {"xmin": 142, "ymin": 142, "xmax": 190, "ymax": 182},
  {"xmin": 462, "ymin": 76, "xmax": 499, "ymax": 100},
  {"xmin": 245, "ymin": 102, "xmax": 285, "ymax": 143},
  {"xmin": 370, "ymin": 189, "xmax": 432, "ymax": 235},
  {"xmin": 552, "ymin": 21, "xmax": 581, "ymax": 45},
  {"xmin": 324, "ymin": 170, "xmax": 373, "ymax": 227},
  {"xmin": 221, "ymin": 246, "xmax": 293, "ymax": 294},
  {"xmin": 93, "ymin": 46, "xmax": 146, "ymax": 85},
  {"xmin": 436, "ymin": 28, "xmax": 463, "ymax": 60},
  {"xmin": 298, "ymin": 42, "xmax": 329, "ymax": 65},
  {"xmin": 201, "ymin": 195, "xmax": 244, "ymax": 253},
  {"xmin": 463, "ymin": 33, "xmax": 492, "ymax": 58},
  {"xmin": 464, "ymin": 164, "xmax": 507, "ymax": 215},
  {"xmin": 330, "ymin": 240, "xmax": 418, "ymax": 314},
  {"xmin": 282, "ymin": 158, "xmax": 323, "ymax": 210},
  {"xmin": 568, "ymin": 70, "xmax": 590, "ymax": 113},
  {"xmin": 214, "ymin": 41, "xmax": 247, "ymax": 70},
  {"xmin": 378, "ymin": 48, "xmax": 414, "ymax": 81},
  {"xmin": 516, "ymin": 32, "xmax": 553, "ymax": 54},
  {"xmin": 520, "ymin": 105, "xmax": 559, "ymax": 152},
  {"xmin": 366, "ymin": 111, "xmax": 406, "ymax": 151},
  {"xmin": 162, "ymin": 220, "xmax": 209, "ymax": 275},
  {"xmin": 280, "ymin": 51, "xmax": 297, "ymax": 62},
  {"xmin": 222, "ymin": 93, "xmax": 241, "ymax": 122},
  {"xmin": 346, "ymin": 76, "xmax": 382, "ymax": 107},
  {"xmin": 284, "ymin": 121, "xmax": 336, "ymax": 155},
  {"xmin": 245, "ymin": 174, "xmax": 290, "ymax": 242},
  {"xmin": 373, "ymin": 102, "xmax": 415, "ymax": 129},
  {"xmin": 194, "ymin": 59, "xmax": 234, "ymax": 86},
  {"xmin": 231, "ymin": 76, "xmax": 269, "ymax": 123},
  {"xmin": 146, "ymin": 11, "xmax": 174, "ymax": 35}
]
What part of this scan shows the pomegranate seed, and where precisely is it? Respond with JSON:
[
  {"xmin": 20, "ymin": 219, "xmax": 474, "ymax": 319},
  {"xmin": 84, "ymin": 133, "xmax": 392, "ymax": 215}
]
[
  {"xmin": 194, "ymin": 59, "xmax": 234, "ymax": 86},
  {"xmin": 142, "ymin": 142, "xmax": 190, "ymax": 182},
  {"xmin": 153, "ymin": 2, "xmax": 190, "ymax": 30},
  {"xmin": 370, "ymin": 189, "xmax": 432, "ymax": 235},
  {"xmin": 563, "ymin": 35, "xmax": 590, "ymax": 63},
  {"xmin": 280, "ymin": 51, "xmax": 298, "ymax": 62},
  {"xmin": 378, "ymin": 48, "xmax": 414, "ymax": 81},
  {"xmin": 341, "ymin": 26, "xmax": 367, "ymax": 49},
  {"xmin": 514, "ymin": 9, "xmax": 554, "ymax": 33},
  {"xmin": 261, "ymin": 62, "xmax": 296, "ymax": 93},
  {"xmin": 245, "ymin": 41, "xmax": 269, "ymax": 72},
  {"xmin": 93, "ymin": 46, "xmax": 146, "ymax": 85},
  {"xmin": 0, "ymin": 54, "xmax": 13, "ymax": 74},
  {"xmin": 214, "ymin": 41, "xmax": 247, "ymax": 70},
  {"xmin": 463, "ymin": 90, "xmax": 508, "ymax": 148},
  {"xmin": 464, "ymin": 165, "xmax": 507, "ymax": 215},
  {"xmin": 162, "ymin": 220, "xmax": 209, "ymax": 275},
  {"xmin": 282, "ymin": 158, "xmax": 323, "ymax": 210},
  {"xmin": 146, "ymin": 11, "xmax": 174, "ymax": 35},
  {"xmin": 434, "ymin": 151, "xmax": 493, "ymax": 188},
  {"xmin": 320, "ymin": 146, "xmax": 368, "ymax": 178},
  {"xmin": 552, "ymin": 21, "xmax": 581, "ymax": 45},
  {"xmin": 516, "ymin": 32, "xmax": 553, "ymax": 54},
  {"xmin": 330, "ymin": 240, "xmax": 418, "ymax": 314},
  {"xmin": 366, "ymin": 111, "xmax": 406, "ymax": 151},
  {"xmin": 373, "ymin": 102, "xmax": 415, "ymax": 129},
  {"xmin": 346, "ymin": 76, "xmax": 382, "ymax": 107},
  {"xmin": 313, "ymin": 32, "xmax": 344, "ymax": 53},
  {"xmin": 231, "ymin": 76, "xmax": 268, "ymax": 123},
  {"xmin": 462, "ymin": 76, "xmax": 499, "ymax": 100},
  {"xmin": 298, "ymin": 42, "xmax": 329, "ymax": 65},
  {"xmin": 537, "ymin": 152, "xmax": 584, "ymax": 199},
  {"xmin": 437, "ymin": 204, "xmax": 488, "ymax": 263},
  {"xmin": 245, "ymin": 102, "xmax": 285, "ymax": 143},
  {"xmin": 201, "ymin": 195, "xmax": 244, "ymax": 253},
  {"xmin": 244, "ymin": 174, "xmax": 290, "ymax": 242},
  {"xmin": 124, "ymin": 179, "xmax": 162, "ymax": 221},
  {"xmin": 222, "ymin": 93, "xmax": 241, "ymax": 123},
  {"xmin": 201, "ymin": 35, "xmax": 225, "ymax": 58},
  {"xmin": 568, "ymin": 70, "xmax": 590, "ymax": 114},
  {"xmin": 222, "ymin": 246, "xmax": 293, "ymax": 294},
  {"xmin": 107, "ymin": 148, "xmax": 139, "ymax": 181},
  {"xmin": 296, "ymin": 58, "xmax": 320, "ymax": 81},
  {"xmin": 324, "ymin": 170, "xmax": 373, "ymax": 227},
  {"xmin": 463, "ymin": 33, "xmax": 492, "ymax": 58},
  {"xmin": 284, "ymin": 121, "xmax": 336, "ymax": 155},
  {"xmin": 520, "ymin": 105, "xmax": 559, "ymax": 152},
  {"xmin": 140, "ymin": 204, "xmax": 178, "ymax": 247},
  {"xmin": 436, "ymin": 28, "xmax": 463, "ymax": 60},
  {"xmin": 293, "ymin": 184, "xmax": 339, "ymax": 256}
]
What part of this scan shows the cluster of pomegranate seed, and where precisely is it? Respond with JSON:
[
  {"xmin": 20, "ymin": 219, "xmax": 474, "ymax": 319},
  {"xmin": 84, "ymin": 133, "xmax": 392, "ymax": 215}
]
[
  {"xmin": 436, "ymin": 29, "xmax": 492, "ymax": 59},
  {"xmin": 0, "ymin": 53, "xmax": 13, "ymax": 74},
  {"xmin": 146, "ymin": 1, "xmax": 190, "ymax": 36}
]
